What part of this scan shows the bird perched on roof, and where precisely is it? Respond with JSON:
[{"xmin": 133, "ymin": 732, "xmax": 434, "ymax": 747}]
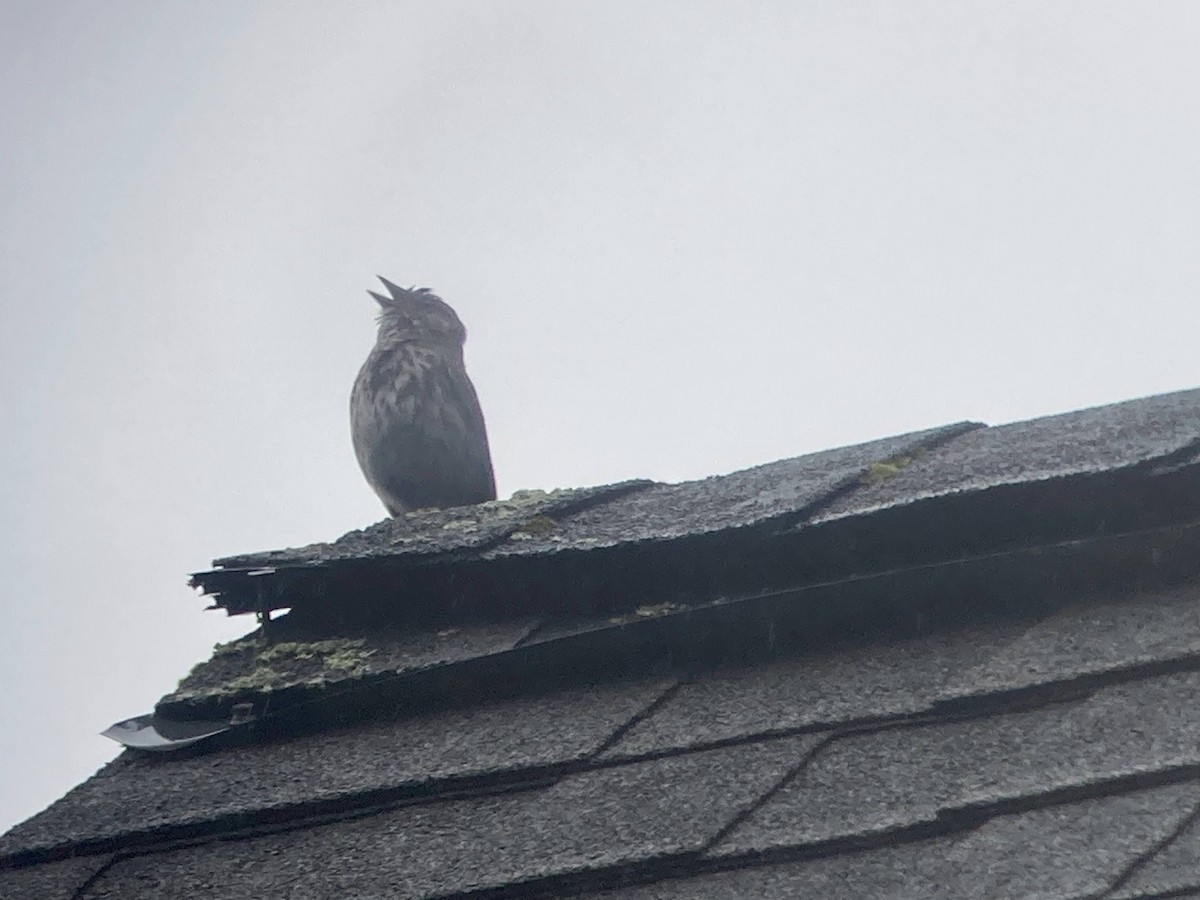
[{"xmin": 350, "ymin": 277, "xmax": 496, "ymax": 516}]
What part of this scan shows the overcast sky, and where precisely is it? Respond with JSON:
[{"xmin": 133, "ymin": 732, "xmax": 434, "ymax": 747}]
[{"xmin": 3, "ymin": 1, "xmax": 1200, "ymax": 833}]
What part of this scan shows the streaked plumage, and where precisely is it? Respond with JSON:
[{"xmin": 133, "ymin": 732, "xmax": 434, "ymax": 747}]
[{"xmin": 350, "ymin": 277, "xmax": 496, "ymax": 515}]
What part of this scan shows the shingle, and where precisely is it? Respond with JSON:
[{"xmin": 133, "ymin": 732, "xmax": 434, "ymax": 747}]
[
  {"xmin": 594, "ymin": 783, "xmax": 1200, "ymax": 900},
  {"xmin": 601, "ymin": 620, "xmax": 1033, "ymax": 760},
  {"xmin": 602, "ymin": 584, "xmax": 1200, "ymax": 762},
  {"xmin": 210, "ymin": 480, "xmax": 653, "ymax": 568},
  {"xmin": 0, "ymin": 677, "xmax": 674, "ymax": 859},
  {"xmin": 934, "ymin": 782, "xmax": 1200, "ymax": 899},
  {"xmin": 1111, "ymin": 801, "xmax": 1200, "ymax": 899},
  {"xmin": 81, "ymin": 734, "xmax": 820, "ymax": 900},
  {"xmin": 715, "ymin": 670, "xmax": 1200, "ymax": 855},
  {"xmin": 159, "ymin": 619, "xmax": 537, "ymax": 709},
  {"xmin": 815, "ymin": 388, "xmax": 1200, "ymax": 523},
  {"xmin": 0, "ymin": 855, "xmax": 112, "ymax": 900},
  {"xmin": 938, "ymin": 583, "xmax": 1200, "ymax": 701},
  {"xmin": 487, "ymin": 424, "xmax": 974, "ymax": 555},
  {"xmin": 594, "ymin": 839, "xmax": 940, "ymax": 900}
]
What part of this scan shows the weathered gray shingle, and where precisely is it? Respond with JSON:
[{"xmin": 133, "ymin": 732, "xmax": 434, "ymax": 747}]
[
  {"xmin": 601, "ymin": 619, "xmax": 1034, "ymax": 761},
  {"xmin": 486, "ymin": 423, "xmax": 976, "ymax": 555},
  {"xmin": 214, "ymin": 480, "xmax": 654, "ymax": 568},
  {"xmin": 0, "ymin": 855, "xmax": 112, "ymax": 900},
  {"xmin": 603, "ymin": 584, "xmax": 1200, "ymax": 762},
  {"xmin": 160, "ymin": 619, "xmax": 538, "ymax": 711},
  {"xmin": 598, "ymin": 784, "xmax": 1200, "ymax": 900},
  {"xmin": 937, "ymin": 582, "xmax": 1200, "ymax": 700},
  {"xmin": 715, "ymin": 669, "xmax": 1200, "ymax": 856},
  {"xmin": 1110, "ymin": 804, "xmax": 1200, "ymax": 899},
  {"xmin": 815, "ymin": 387, "xmax": 1200, "ymax": 523},
  {"xmin": 80, "ymin": 735, "xmax": 819, "ymax": 900}
]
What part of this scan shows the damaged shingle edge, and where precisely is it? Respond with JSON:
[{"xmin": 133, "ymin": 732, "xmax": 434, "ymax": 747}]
[
  {"xmin": 189, "ymin": 479, "xmax": 660, "ymax": 620},
  {"xmin": 155, "ymin": 518, "xmax": 1200, "ymax": 732},
  {"xmin": 189, "ymin": 423, "xmax": 983, "ymax": 620},
  {"xmin": 208, "ymin": 479, "xmax": 659, "ymax": 572},
  {"xmin": 194, "ymin": 423, "xmax": 1200, "ymax": 627}
]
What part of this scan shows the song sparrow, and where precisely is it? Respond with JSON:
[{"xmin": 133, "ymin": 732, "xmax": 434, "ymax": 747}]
[{"xmin": 350, "ymin": 277, "xmax": 496, "ymax": 515}]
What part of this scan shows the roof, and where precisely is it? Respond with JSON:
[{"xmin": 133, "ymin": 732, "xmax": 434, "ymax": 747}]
[{"xmin": 5, "ymin": 387, "xmax": 1200, "ymax": 899}]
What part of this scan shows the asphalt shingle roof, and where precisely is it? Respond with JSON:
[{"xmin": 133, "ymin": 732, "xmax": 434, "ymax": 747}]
[{"xmin": 5, "ymin": 386, "xmax": 1200, "ymax": 899}]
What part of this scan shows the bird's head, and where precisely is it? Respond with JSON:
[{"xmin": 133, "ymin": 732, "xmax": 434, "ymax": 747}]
[{"xmin": 369, "ymin": 277, "xmax": 467, "ymax": 346}]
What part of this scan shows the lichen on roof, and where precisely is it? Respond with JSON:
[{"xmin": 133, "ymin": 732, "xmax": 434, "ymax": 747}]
[
  {"xmin": 862, "ymin": 453, "xmax": 918, "ymax": 484},
  {"xmin": 207, "ymin": 481, "xmax": 654, "ymax": 570},
  {"xmin": 508, "ymin": 514, "xmax": 559, "ymax": 540},
  {"xmin": 169, "ymin": 637, "xmax": 377, "ymax": 703}
]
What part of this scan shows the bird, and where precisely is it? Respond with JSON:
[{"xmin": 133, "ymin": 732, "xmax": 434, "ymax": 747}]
[{"xmin": 350, "ymin": 277, "xmax": 496, "ymax": 516}]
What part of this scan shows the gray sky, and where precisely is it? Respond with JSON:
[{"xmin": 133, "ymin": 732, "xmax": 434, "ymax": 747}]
[{"xmin": 3, "ymin": 1, "xmax": 1199, "ymax": 832}]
